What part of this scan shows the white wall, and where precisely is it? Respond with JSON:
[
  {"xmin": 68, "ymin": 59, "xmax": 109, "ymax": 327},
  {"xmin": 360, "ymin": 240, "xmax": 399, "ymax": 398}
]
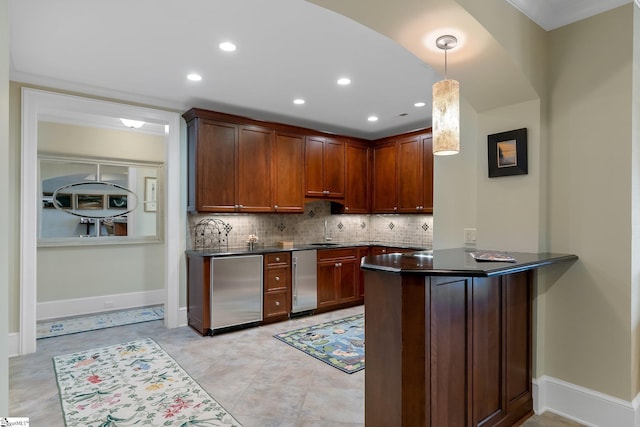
[
  {"xmin": 476, "ymin": 99, "xmax": 543, "ymax": 253},
  {"xmin": 545, "ymin": 5, "xmax": 634, "ymax": 400},
  {"xmin": 433, "ymin": 98, "xmax": 478, "ymax": 249}
]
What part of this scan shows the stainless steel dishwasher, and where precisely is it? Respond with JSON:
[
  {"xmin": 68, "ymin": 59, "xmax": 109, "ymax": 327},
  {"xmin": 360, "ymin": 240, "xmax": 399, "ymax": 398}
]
[
  {"xmin": 291, "ymin": 249, "xmax": 317, "ymax": 314},
  {"xmin": 210, "ymin": 255, "xmax": 263, "ymax": 332}
]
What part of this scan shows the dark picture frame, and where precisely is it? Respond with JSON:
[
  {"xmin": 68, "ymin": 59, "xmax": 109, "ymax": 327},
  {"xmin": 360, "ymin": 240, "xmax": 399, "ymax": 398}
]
[{"xmin": 488, "ymin": 128, "xmax": 528, "ymax": 178}]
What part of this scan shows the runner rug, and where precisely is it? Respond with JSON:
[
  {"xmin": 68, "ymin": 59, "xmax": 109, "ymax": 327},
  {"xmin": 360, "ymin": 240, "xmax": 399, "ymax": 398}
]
[
  {"xmin": 38, "ymin": 306, "xmax": 164, "ymax": 339},
  {"xmin": 274, "ymin": 313, "xmax": 365, "ymax": 374},
  {"xmin": 53, "ymin": 337, "xmax": 242, "ymax": 427}
]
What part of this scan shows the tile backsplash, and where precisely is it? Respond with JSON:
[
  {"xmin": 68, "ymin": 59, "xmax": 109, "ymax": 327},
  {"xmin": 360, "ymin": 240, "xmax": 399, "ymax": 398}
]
[{"xmin": 188, "ymin": 200, "xmax": 433, "ymax": 250}]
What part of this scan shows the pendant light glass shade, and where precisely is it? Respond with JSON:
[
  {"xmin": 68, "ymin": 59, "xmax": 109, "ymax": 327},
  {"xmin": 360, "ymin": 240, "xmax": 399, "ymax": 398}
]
[{"xmin": 432, "ymin": 78, "xmax": 459, "ymax": 155}]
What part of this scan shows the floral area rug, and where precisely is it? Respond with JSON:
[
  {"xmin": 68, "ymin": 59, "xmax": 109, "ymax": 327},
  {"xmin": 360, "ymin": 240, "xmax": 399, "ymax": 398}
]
[
  {"xmin": 53, "ymin": 337, "xmax": 242, "ymax": 426},
  {"xmin": 38, "ymin": 306, "xmax": 164, "ymax": 339},
  {"xmin": 274, "ymin": 314, "xmax": 364, "ymax": 373}
]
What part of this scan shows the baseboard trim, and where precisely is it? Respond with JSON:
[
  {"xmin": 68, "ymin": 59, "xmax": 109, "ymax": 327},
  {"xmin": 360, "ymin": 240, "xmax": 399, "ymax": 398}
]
[
  {"xmin": 37, "ymin": 290, "xmax": 164, "ymax": 321},
  {"xmin": 8, "ymin": 332, "xmax": 20, "ymax": 358},
  {"xmin": 178, "ymin": 306, "xmax": 188, "ymax": 327},
  {"xmin": 534, "ymin": 375, "xmax": 640, "ymax": 426}
]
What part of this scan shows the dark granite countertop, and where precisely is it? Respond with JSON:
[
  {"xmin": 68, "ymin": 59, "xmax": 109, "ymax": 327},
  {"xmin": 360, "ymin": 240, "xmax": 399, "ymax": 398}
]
[
  {"xmin": 186, "ymin": 241, "xmax": 428, "ymax": 257},
  {"xmin": 361, "ymin": 248, "xmax": 578, "ymax": 277}
]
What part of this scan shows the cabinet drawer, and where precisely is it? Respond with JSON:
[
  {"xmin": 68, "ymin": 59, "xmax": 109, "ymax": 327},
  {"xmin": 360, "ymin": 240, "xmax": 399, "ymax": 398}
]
[
  {"xmin": 317, "ymin": 247, "xmax": 357, "ymax": 261},
  {"xmin": 265, "ymin": 267, "xmax": 290, "ymax": 292},
  {"xmin": 264, "ymin": 252, "xmax": 291, "ymax": 266},
  {"xmin": 264, "ymin": 291, "xmax": 289, "ymax": 318}
]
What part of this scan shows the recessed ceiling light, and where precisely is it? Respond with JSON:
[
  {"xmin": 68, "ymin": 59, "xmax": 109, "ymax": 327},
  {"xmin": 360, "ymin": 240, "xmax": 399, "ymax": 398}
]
[
  {"xmin": 293, "ymin": 98, "xmax": 305, "ymax": 105},
  {"xmin": 367, "ymin": 116, "xmax": 379, "ymax": 122},
  {"xmin": 120, "ymin": 118, "xmax": 145, "ymax": 128},
  {"xmin": 219, "ymin": 42, "xmax": 237, "ymax": 52},
  {"xmin": 414, "ymin": 102, "xmax": 426, "ymax": 107},
  {"xmin": 337, "ymin": 77, "xmax": 351, "ymax": 86},
  {"xmin": 187, "ymin": 73, "xmax": 202, "ymax": 82}
]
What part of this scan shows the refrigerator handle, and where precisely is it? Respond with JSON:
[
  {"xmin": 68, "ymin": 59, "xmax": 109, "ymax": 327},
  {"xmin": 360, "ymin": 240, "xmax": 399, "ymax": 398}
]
[{"xmin": 292, "ymin": 256, "xmax": 298, "ymax": 304}]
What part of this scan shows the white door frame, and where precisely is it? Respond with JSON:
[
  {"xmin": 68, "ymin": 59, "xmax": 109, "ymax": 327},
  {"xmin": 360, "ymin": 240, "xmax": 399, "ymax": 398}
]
[{"xmin": 20, "ymin": 88, "xmax": 183, "ymax": 354}]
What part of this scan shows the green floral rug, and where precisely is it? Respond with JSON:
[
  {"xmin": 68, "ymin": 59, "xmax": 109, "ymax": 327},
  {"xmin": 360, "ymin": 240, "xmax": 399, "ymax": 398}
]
[
  {"xmin": 53, "ymin": 337, "xmax": 242, "ymax": 426},
  {"xmin": 274, "ymin": 314, "xmax": 364, "ymax": 374}
]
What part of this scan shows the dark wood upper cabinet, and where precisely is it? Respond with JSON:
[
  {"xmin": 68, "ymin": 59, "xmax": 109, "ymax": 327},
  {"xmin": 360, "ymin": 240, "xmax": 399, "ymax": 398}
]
[
  {"xmin": 305, "ymin": 136, "xmax": 345, "ymax": 199},
  {"xmin": 344, "ymin": 143, "xmax": 370, "ymax": 213},
  {"xmin": 237, "ymin": 125, "xmax": 274, "ymax": 212},
  {"xmin": 184, "ymin": 107, "xmax": 431, "ymax": 214},
  {"xmin": 372, "ymin": 141, "xmax": 398, "ymax": 213},
  {"xmin": 272, "ymin": 132, "xmax": 305, "ymax": 213},
  {"xmin": 372, "ymin": 131, "xmax": 434, "ymax": 214},
  {"xmin": 187, "ymin": 118, "xmax": 238, "ymax": 212}
]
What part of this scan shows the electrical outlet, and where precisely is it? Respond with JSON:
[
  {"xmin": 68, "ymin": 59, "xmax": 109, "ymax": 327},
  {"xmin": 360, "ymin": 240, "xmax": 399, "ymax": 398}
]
[{"xmin": 464, "ymin": 228, "xmax": 477, "ymax": 246}]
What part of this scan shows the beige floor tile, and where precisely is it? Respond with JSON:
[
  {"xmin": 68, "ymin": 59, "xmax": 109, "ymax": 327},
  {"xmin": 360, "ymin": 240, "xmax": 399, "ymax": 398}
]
[{"xmin": 10, "ymin": 305, "xmax": 581, "ymax": 426}]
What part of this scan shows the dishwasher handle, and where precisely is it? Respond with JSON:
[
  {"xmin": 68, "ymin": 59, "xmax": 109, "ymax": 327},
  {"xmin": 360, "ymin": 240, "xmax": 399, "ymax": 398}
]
[{"xmin": 292, "ymin": 256, "xmax": 297, "ymax": 305}]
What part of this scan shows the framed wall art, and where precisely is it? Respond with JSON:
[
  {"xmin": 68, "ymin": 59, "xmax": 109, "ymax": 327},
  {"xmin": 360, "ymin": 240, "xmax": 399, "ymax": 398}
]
[{"xmin": 487, "ymin": 128, "xmax": 528, "ymax": 178}]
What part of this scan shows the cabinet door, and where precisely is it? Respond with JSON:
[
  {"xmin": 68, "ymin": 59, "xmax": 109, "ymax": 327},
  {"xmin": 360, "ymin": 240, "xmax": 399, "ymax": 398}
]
[
  {"xmin": 317, "ymin": 261, "xmax": 338, "ymax": 308},
  {"xmin": 344, "ymin": 143, "xmax": 370, "ymax": 213},
  {"xmin": 195, "ymin": 120, "xmax": 237, "ymax": 212},
  {"xmin": 237, "ymin": 125, "xmax": 273, "ymax": 211},
  {"xmin": 422, "ymin": 134, "xmax": 434, "ymax": 213},
  {"xmin": 397, "ymin": 135, "xmax": 423, "ymax": 213},
  {"xmin": 372, "ymin": 142, "xmax": 397, "ymax": 213},
  {"xmin": 323, "ymin": 138, "xmax": 345, "ymax": 198},
  {"xmin": 273, "ymin": 132, "xmax": 304, "ymax": 212},
  {"xmin": 337, "ymin": 259, "xmax": 358, "ymax": 303},
  {"xmin": 305, "ymin": 136, "xmax": 325, "ymax": 197}
]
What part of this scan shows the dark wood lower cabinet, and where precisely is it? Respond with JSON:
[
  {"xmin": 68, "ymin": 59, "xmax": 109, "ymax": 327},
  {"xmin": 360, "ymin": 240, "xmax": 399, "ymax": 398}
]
[{"xmin": 364, "ymin": 270, "xmax": 533, "ymax": 427}]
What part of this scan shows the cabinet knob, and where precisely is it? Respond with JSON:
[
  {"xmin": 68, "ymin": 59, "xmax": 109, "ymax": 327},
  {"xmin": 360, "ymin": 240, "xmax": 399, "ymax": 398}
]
[
  {"xmin": 239, "ymin": 204, "xmax": 244, "ymax": 208},
  {"xmin": 393, "ymin": 207, "xmax": 398, "ymax": 211},
  {"xmin": 275, "ymin": 301, "xmax": 280, "ymax": 306},
  {"xmin": 274, "ymin": 204, "xmax": 279, "ymax": 209},
  {"xmin": 275, "ymin": 276, "xmax": 280, "ymax": 281},
  {"xmin": 234, "ymin": 204, "xmax": 239, "ymax": 209},
  {"xmin": 416, "ymin": 206, "xmax": 420, "ymax": 210},
  {"xmin": 345, "ymin": 206, "xmax": 349, "ymax": 211},
  {"xmin": 335, "ymin": 262, "xmax": 342, "ymax": 267},
  {"xmin": 382, "ymin": 249, "xmax": 387, "ymax": 253},
  {"xmin": 275, "ymin": 257, "xmax": 280, "ymax": 262}
]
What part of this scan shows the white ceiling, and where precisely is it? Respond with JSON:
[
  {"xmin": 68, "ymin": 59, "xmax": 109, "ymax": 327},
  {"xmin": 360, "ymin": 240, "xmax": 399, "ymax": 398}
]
[{"xmin": 8, "ymin": 0, "xmax": 633, "ymax": 140}]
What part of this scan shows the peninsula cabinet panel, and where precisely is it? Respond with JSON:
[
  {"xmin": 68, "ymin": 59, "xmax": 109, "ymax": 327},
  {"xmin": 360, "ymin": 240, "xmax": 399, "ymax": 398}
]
[
  {"xmin": 430, "ymin": 276, "xmax": 470, "ymax": 427},
  {"xmin": 237, "ymin": 125, "xmax": 274, "ymax": 212},
  {"xmin": 305, "ymin": 136, "xmax": 345, "ymax": 199},
  {"xmin": 364, "ymin": 270, "xmax": 534, "ymax": 427},
  {"xmin": 273, "ymin": 132, "xmax": 304, "ymax": 212},
  {"xmin": 471, "ymin": 277, "xmax": 504, "ymax": 426}
]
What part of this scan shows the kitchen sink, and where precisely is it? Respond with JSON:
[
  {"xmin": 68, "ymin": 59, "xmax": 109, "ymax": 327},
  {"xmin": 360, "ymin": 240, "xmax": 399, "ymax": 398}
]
[{"xmin": 310, "ymin": 242, "xmax": 339, "ymax": 246}]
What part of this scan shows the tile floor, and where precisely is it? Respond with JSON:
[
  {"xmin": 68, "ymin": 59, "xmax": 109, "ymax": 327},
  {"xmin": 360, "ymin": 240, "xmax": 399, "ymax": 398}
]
[{"xmin": 10, "ymin": 305, "xmax": 583, "ymax": 426}]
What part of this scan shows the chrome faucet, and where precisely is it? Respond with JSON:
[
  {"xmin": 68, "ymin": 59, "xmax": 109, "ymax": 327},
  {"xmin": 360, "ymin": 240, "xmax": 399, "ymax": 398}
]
[{"xmin": 324, "ymin": 219, "xmax": 332, "ymax": 242}]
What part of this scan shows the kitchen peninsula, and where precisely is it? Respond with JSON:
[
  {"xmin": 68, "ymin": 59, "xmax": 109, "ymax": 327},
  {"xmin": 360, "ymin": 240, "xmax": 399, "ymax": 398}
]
[{"xmin": 360, "ymin": 248, "xmax": 578, "ymax": 427}]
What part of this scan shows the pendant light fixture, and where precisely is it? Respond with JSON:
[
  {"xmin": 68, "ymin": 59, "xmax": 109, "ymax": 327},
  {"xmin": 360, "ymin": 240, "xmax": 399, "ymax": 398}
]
[{"xmin": 432, "ymin": 35, "xmax": 460, "ymax": 156}]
